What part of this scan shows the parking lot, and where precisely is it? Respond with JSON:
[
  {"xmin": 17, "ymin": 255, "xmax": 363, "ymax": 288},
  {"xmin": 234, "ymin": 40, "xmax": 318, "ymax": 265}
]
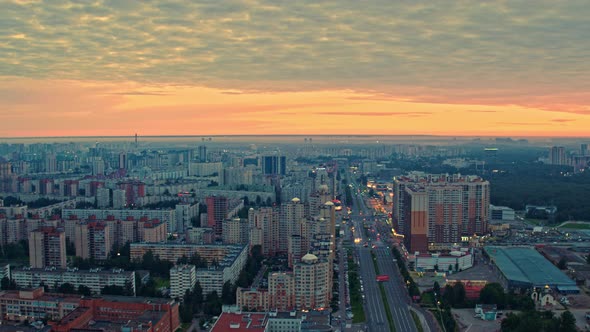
[{"xmin": 452, "ymin": 308, "xmax": 503, "ymax": 332}]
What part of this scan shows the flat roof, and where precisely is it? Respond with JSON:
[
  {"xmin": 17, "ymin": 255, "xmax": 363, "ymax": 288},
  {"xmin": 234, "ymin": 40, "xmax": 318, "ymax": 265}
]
[
  {"xmin": 446, "ymin": 264, "xmax": 498, "ymax": 283},
  {"xmin": 484, "ymin": 246, "xmax": 578, "ymax": 289},
  {"xmin": 211, "ymin": 313, "xmax": 267, "ymax": 332}
]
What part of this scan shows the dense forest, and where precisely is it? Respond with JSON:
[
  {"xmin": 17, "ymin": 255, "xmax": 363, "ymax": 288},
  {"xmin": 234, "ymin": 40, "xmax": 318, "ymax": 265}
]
[
  {"xmin": 487, "ymin": 163, "xmax": 590, "ymax": 223},
  {"xmin": 385, "ymin": 146, "xmax": 590, "ymax": 223}
]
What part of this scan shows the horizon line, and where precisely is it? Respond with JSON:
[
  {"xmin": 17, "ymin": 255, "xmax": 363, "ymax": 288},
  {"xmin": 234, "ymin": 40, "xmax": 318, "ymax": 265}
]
[{"xmin": 1, "ymin": 134, "xmax": 589, "ymax": 140}]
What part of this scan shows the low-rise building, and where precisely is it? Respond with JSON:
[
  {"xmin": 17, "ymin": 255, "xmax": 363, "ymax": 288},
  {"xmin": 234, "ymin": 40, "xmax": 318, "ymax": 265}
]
[
  {"xmin": 489, "ymin": 205, "xmax": 515, "ymax": 221},
  {"xmin": 414, "ymin": 250, "xmax": 473, "ymax": 272},
  {"xmin": 211, "ymin": 310, "xmax": 332, "ymax": 332},
  {"xmin": 0, "ymin": 287, "xmax": 80, "ymax": 322},
  {"xmin": 51, "ymin": 296, "xmax": 179, "ymax": 332}
]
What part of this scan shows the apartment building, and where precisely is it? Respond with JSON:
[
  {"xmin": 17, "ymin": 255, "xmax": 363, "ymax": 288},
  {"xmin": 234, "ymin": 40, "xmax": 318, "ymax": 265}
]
[
  {"xmin": 28, "ymin": 226, "xmax": 66, "ymax": 269},
  {"xmin": 11, "ymin": 267, "xmax": 136, "ymax": 295},
  {"xmin": 170, "ymin": 265, "xmax": 196, "ymax": 299}
]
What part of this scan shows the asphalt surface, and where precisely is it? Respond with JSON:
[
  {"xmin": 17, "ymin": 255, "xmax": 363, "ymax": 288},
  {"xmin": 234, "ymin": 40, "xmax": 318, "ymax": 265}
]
[
  {"xmin": 374, "ymin": 246, "xmax": 418, "ymax": 332},
  {"xmin": 347, "ymin": 178, "xmax": 419, "ymax": 332},
  {"xmin": 352, "ymin": 218, "xmax": 389, "ymax": 332}
]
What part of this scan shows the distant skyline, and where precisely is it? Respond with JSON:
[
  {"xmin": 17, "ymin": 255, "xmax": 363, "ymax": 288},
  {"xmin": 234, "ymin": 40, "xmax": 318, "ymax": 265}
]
[{"xmin": 1, "ymin": 1, "xmax": 589, "ymax": 137}]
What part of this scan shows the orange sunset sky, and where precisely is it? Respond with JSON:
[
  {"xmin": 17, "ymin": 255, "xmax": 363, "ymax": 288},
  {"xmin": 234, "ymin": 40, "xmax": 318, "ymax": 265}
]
[{"xmin": 1, "ymin": 1, "xmax": 589, "ymax": 137}]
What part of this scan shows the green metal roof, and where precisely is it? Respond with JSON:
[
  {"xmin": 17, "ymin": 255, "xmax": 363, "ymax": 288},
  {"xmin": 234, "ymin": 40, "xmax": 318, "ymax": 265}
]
[{"xmin": 484, "ymin": 246, "xmax": 578, "ymax": 289}]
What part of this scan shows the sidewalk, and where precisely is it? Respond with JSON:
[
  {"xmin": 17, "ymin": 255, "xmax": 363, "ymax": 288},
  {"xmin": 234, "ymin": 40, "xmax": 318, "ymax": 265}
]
[{"xmin": 409, "ymin": 306, "xmax": 431, "ymax": 332}]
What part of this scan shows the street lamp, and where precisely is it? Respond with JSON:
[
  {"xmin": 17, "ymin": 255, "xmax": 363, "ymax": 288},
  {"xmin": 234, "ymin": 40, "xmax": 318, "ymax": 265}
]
[{"xmin": 433, "ymin": 292, "xmax": 447, "ymax": 332}]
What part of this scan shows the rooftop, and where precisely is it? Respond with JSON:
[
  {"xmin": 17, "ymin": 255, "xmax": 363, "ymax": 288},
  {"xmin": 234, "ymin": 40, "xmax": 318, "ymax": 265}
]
[
  {"xmin": 211, "ymin": 313, "xmax": 268, "ymax": 332},
  {"xmin": 484, "ymin": 246, "xmax": 578, "ymax": 289},
  {"xmin": 446, "ymin": 264, "xmax": 498, "ymax": 283}
]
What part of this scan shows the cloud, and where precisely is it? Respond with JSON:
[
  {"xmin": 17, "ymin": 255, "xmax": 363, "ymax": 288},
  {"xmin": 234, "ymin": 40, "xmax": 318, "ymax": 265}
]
[
  {"xmin": 316, "ymin": 111, "xmax": 431, "ymax": 117},
  {"xmin": 1, "ymin": 2, "xmax": 588, "ymax": 94},
  {"xmin": 0, "ymin": 0, "xmax": 589, "ymax": 137},
  {"xmin": 467, "ymin": 110, "xmax": 498, "ymax": 113}
]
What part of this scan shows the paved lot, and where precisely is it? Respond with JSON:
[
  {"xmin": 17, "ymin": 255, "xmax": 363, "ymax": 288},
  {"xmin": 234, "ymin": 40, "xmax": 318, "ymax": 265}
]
[{"xmin": 452, "ymin": 309, "xmax": 502, "ymax": 332}]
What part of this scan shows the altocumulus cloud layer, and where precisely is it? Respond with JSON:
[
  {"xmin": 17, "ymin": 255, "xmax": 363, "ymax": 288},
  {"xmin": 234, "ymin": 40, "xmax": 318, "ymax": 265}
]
[{"xmin": 0, "ymin": 0, "xmax": 589, "ymax": 114}]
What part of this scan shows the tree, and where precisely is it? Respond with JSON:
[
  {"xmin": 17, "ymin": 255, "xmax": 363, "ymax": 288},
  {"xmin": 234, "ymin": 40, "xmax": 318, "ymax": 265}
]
[
  {"xmin": 433, "ymin": 281, "xmax": 441, "ymax": 296},
  {"xmin": 78, "ymin": 285, "xmax": 93, "ymax": 296},
  {"xmin": 204, "ymin": 291, "xmax": 222, "ymax": 316},
  {"xmin": 501, "ymin": 313, "xmax": 522, "ymax": 332},
  {"xmin": 101, "ymin": 285, "xmax": 132, "ymax": 296},
  {"xmin": 559, "ymin": 311, "xmax": 576, "ymax": 332},
  {"xmin": 66, "ymin": 240, "xmax": 76, "ymax": 256},
  {"xmin": 192, "ymin": 281, "xmax": 204, "ymax": 310},
  {"xmin": 236, "ymin": 270, "xmax": 250, "ymax": 288},
  {"xmin": 448, "ymin": 264, "xmax": 453, "ymax": 272},
  {"xmin": 442, "ymin": 285, "xmax": 455, "ymax": 306},
  {"xmin": 179, "ymin": 302, "xmax": 193, "ymax": 323},
  {"xmin": 557, "ymin": 257, "xmax": 567, "ymax": 270},
  {"xmin": 58, "ymin": 282, "xmax": 76, "ymax": 294},
  {"xmin": 0, "ymin": 277, "xmax": 16, "ymax": 290},
  {"xmin": 221, "ymin": 281, "xmax": 235, "ymax": 305},
  {"xmin": 237, "ymin": 206, "xmax": 249, "ymax": 219},
  {"xmin": 479, "ymin": 283, "xmax": 506, "ymax": 307},
  {"xmin": 452, "ymin": 282, "xmax": 466, "ymax": 307}
]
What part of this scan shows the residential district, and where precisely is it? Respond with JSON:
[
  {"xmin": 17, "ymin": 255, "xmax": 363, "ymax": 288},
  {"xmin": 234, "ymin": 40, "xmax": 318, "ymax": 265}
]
[{"xmin": 0, "ymin": 136, "xmax": 589, "ymax": 332}]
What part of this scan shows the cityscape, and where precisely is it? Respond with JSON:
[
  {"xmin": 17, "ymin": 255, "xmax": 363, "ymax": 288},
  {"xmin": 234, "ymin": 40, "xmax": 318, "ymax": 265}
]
[
  {"xmin": 0, "ymin": 137, "xmax": 589, "ymax": 332},
  {"xmin": 2, "ymin": 1, "xmax": 590, "ymax": 332}
]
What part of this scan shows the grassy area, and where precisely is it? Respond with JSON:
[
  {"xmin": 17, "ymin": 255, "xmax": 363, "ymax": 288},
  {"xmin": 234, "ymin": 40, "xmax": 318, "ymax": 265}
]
[
  {"xmin": 420, "ymin": 291, "xmax": 436, "ymax": 308},
  {"xmin": 378, "ymin": 283, "xmax": 396, "ymax": 332},
  {"xmin": 410, "ymin": 310, "xmax": 424, "ymax": 332},
  {"xmin": 559, "ymin": 222, "xmax": 590, "ymax": 229},
  {"xmin": 347, "ymin": 249, "xmax": 366, "ymax": 323},
  {"xmin": 153, "ymin": 277, "xmax": 170, "ymax": 288},
  {"xmin": 176, "ymin": 322, "xmax": 191, "ymax": 332},
  {"xmin": 524, "ymin": 218, "xmax": 546, "ymax": 226}
]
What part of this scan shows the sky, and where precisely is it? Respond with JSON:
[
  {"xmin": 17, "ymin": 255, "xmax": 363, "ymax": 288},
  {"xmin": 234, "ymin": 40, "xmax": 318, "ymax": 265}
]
[{"xmin": 1, "ymin": 0, "xmax": 589, "ymax": 137}]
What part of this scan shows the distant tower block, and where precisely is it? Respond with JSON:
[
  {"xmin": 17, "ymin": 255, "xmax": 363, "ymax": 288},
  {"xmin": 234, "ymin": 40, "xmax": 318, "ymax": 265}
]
[{"xmin": 135, "ymin": 133, "xmax": 138, "ymax": 148}]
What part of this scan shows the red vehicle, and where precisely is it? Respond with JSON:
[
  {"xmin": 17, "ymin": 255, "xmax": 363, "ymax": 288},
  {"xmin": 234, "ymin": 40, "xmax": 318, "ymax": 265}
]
[{"xmin": 376, "ymin": 275, "xmax": 390, "ymax": 282}]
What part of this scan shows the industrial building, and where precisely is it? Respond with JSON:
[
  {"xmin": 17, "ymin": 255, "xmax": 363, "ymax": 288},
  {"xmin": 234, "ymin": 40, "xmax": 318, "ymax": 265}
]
[{"xmin": 484, "ymin": 246, "xmax": 579, "ymax": 294}]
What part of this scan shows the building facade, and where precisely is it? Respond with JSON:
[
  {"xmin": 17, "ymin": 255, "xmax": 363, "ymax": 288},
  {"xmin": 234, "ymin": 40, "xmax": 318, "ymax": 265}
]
[
  {"xmin": 293, "ymin": 254, "xmax": 330, "ymax": 310},
  {"xmin": 28, "ymin": 226, "xmax": 66, "ymax": 269},
  {"xmin": 394, "ymin": 174, "xmax": 490, "ymax": 252},
  {"xmin": 11, "ymin": 267, "xmax": 136, "ymax": 295}
]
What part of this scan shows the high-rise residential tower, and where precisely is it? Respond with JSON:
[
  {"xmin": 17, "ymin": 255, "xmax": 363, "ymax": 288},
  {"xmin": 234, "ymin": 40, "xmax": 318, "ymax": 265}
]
[
  {"xmin": 262, "ymin": 155, "xmax": 286, "ymax": 176},
  {"xmin": 28, "ymin": 226, "xmax": 67, "ymax": 269},
  {"xmin": 394, "ymin": 174, "xmax": 490, "ymax": 252}
]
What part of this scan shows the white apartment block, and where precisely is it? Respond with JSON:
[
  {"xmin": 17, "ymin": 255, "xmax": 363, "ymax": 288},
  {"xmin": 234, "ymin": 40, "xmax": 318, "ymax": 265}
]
[
  {"xmin": 170, "ymin": 264, "xmax": 196, "ymax": 298},
  {"xmin": 12, "ymin": 267, "xmax": 136, "ymax": 295},
  {"xmin": 96, "ymin": 187, "xmax": 110, "ymax": 208}
]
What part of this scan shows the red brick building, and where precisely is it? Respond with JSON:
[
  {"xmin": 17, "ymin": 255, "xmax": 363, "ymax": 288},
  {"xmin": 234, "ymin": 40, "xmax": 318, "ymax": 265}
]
[{"xmin": 51, "ymin": 297, "xmax": 180, "ymax": 332}]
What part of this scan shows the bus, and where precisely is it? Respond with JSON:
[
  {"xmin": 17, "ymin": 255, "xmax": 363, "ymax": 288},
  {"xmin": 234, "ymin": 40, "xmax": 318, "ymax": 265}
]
[{"xmin": 376, "ymin": 275, "xmax": 390, "ymax": 282}]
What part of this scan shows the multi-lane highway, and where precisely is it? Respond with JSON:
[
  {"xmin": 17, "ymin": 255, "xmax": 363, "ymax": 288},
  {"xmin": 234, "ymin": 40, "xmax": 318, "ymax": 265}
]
[
  {"xmin": 374, "ymin": 246, "xmax": 418, "ymax": 332},
  {"xmin": 346, "ymin": 177, "xmax": 419, "ymax": 332},
  {"xmin": 350, "ymin": 214, "xmax": 389, "ymax": 332}
]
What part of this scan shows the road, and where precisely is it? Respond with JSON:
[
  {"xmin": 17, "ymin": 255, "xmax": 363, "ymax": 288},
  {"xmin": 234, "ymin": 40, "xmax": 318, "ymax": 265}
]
[
  {"xmin": 374, "ymin": 246, "xmax": 417, "ymax": 332},
  {"xmin": 352, "ymin": 214, "xmax": 389, "ymax": 332},
  {"xmin": 346, "ymin": 175, "xmax": 436, "ymax": 332}
]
